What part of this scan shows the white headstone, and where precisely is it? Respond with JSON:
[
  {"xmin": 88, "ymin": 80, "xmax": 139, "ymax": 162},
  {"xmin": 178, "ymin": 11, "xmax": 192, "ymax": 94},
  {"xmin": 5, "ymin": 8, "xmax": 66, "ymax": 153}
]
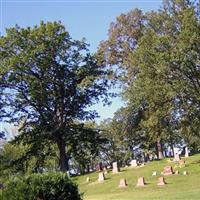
[
  {"xmin": 185, "ymin": 146, "xmax": 189, "ymax": 157},
  {"xmin": 152, "ymin": 171, "xmax": 157, "ymax": 176},
  {"xmin": 183, "ymin": 171, "xmax": 188, "ymax": 175},
  {"xmin": 98, "ymin": 172, "xmax": 105, "ymax": 182},
  {"xmin": 112, "ymin": 162, "xmax": 119, "ymax": 173},
  {"xmin": 86, "ymin": 177, "xmax": 90, "ymax": 182},
  {"xmin": 136, "ymin": 177, "xmax": 145, "ymax": 187},
  {"xmin": 118, "ymin": 178, "xmax": 127, "ymax": 188},
  {"xmin": 66, "ymin": 170, "xmax": 70, "ymax": 177},
  {"xmin": 130, "ymin": 159, "xmax": 137, "ymax": 167}
]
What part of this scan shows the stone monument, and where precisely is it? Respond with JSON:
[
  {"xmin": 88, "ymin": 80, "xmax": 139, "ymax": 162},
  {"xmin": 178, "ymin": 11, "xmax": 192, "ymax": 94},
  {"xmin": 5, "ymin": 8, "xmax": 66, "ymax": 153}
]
[
  {"xmin": 112, "ymin": 162, "xmax": 119, "ymax": 173},
  {"xmin": 98, "ymin": 172, "xmax": 105, "ymax": 182},
  {"xmin": 185, "ymin": 146, "xmax": 189, "ymax": 157},
  {"xmin": 152, "ymin": 171, "xmax": 157, "ymax": 176},
  {"xmin": 86, "ymin": 177, "xmax": 90, "ymax": 183},
  {"xmin": 118, "ymin": 178, "xmax": 127, "ymax": 188},
  {"xmin": 163, "ymin": 166, "xmax": 173, "ymax": 175},
  {"xmin": 183, "ymin": 171, "xmax": 188, "ymax": 175},
  {"xmin": 130, "ymin": 159, "xmax": 137, "ymax": 167},
  {"xmin": 136, "ymin": 177, "xmax": 145, "ymax": 187},
  {"xmin": 157, "ymin": 177, "xmax": 166, "ymax": 186},
  {"xmin": 175, "ymin": 170, "xmax": 179, "ymax": 175}
]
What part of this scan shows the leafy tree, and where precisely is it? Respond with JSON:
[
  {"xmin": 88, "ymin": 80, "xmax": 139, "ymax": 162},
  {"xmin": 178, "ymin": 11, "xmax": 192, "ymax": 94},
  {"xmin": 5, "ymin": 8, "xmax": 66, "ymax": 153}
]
[
  {"xmin": 68, "ymin": 122, "xmax": 107, "ymax": 174},
  {"xmin": 99, "ymin": 105, "xmax": 145, "ymax": 166},
  {"xmin": 97, "ymin": 0, "xmax": 200, "ymax": 158},
  {"xmin": 0, "ymin": 21, "xmax": 110, "ymax": 172},
  {"xmin": 131, "ymin": 0, "xmax": 200, "ymax": 155}
]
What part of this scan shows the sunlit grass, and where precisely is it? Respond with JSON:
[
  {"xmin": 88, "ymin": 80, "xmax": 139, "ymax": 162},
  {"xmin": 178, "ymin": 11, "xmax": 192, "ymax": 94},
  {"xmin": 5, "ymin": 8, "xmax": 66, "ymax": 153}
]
[{"xmin": 74, "ymin": 154, "xmax": 200, "ymax": 200}]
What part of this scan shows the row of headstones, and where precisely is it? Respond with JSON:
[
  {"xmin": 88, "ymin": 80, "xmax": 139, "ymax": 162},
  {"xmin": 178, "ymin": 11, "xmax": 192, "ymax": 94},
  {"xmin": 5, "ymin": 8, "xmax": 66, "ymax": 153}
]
[
  {"xmin": 119, "ymin": 177, "xmax": 167, "ymax": 187},
  {"xmin": 94, "ymin": 176, "xmax": 168, "ymax": 187},
  {"xmin": 96, "ymin": 160, "xmax": 139, "ymax": 173},
  {"xmin": 100, "ymin": 156, "xmax": 186, "ymax": 174},
  {"xmin": 112, "ymin": 159, "xmax": 185, "ymax": 175},
  {"xmin": 90, "ymin": 166, "xmax": 188, "ymax": 182}
]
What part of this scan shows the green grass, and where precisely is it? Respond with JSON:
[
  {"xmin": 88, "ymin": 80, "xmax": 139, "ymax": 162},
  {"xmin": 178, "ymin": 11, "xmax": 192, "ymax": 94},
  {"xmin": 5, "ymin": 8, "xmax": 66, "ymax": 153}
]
[{"xmin": 74, "ymin": 154, "xmax": 200, "ymax": 200}]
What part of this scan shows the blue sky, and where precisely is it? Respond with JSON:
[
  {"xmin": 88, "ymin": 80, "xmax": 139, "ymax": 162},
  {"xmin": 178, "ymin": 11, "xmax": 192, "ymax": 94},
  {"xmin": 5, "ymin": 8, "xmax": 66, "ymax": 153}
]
[{"xmin": 0, "ymin": 0, "xmax": 163, "ymax": 123}]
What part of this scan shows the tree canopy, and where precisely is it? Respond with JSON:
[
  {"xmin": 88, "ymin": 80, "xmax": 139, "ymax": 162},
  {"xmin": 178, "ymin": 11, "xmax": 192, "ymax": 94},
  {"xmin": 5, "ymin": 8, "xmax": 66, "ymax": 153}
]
[{"xmin": 0, "ymin": 21, "xmax": 110, "ymax": 172}]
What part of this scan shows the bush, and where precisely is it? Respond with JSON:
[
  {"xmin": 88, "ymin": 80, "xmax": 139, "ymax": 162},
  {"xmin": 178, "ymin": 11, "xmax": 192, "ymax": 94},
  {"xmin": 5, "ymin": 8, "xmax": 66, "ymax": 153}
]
[{"xmin": 0, "ymin": 172, "xmax": 82, "ymax": 200}]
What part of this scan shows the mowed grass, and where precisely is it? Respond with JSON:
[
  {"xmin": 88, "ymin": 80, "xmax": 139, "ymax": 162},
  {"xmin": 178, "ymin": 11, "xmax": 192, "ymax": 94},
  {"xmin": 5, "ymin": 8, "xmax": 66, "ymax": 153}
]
[{"xmin": 74, "ymin": 154, "xmax": 200, "ymax": 200}]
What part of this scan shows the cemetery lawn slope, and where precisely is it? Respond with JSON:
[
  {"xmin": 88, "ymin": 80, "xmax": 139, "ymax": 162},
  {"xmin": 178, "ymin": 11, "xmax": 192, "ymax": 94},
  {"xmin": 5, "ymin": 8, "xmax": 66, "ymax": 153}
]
[{"xmin": 74, "ymin": 154, "xmax": 200, "ymax": 200}]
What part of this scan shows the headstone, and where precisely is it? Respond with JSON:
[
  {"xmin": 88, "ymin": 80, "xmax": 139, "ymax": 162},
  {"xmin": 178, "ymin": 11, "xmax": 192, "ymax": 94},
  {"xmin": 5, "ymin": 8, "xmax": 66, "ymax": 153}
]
[
  {"xmin": 136, "ymin": 177, "xmax": 145, "ymax": 187},
  {"xmin": 66, "ymin": 170, "xmax": 70, "ymax": 177},
  {"xmin": 130, "ymin": 159, "xmax": 137, "ymax": 167},
  {"xmin": 118, "ymin": 178, "xmax": 127, "ymax": 188},
  {"xmin": 174, "ymin": 153, "xmax": 180, "ymax": 162},
  {"xmin": 175, "ymin": 170, "xmax": 179, "ymax": 175},
  {"xmin": 157, "ymin": 177, "xmax": 166, "ymax": 186},
  {"xmin": 86, "ymin": 177, "xmax": 90, "ymax": 183},
  {"xmin": 112, "ymin": 162, "xmax": 119, "ymax": 173},
  {"xmin": 185, "ymin": 146, "xmax": 189, "ymax": 157},
  {"xmin": 183, "ymin": 171, "xmax": 188, "ymax": 175},
  {"xmin": 163, "ymin": 166, "xmax": 173, "ymax": 175},
  {"xmin": 152, "ymin": 171, "xmax": 157, "ymax": 176},
  {"xmin": 98, "ymin": 172, "xmax": 105, "ymax": 182}
]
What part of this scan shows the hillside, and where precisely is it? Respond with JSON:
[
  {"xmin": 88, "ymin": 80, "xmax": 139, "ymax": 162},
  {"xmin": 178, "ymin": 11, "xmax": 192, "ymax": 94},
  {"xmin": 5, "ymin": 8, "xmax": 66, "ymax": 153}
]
[{"xmin": 74, "ymin": 154, "xmax": 200, "ymax": 200}]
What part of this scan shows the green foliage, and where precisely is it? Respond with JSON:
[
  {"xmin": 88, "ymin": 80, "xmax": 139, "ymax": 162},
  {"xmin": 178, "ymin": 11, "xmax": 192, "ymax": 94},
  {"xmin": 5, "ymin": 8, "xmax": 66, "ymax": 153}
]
[
  {"xmin": 97, "ymin": 0, "xmax": 200, "ymax": 157},
  {"xmin": 0, "ymin": 21, "xmax": 110, "ymax": 172},
  {"xmin": 0, "ymin": 140, "xmax": 60, "ymax": 180},
  {"xmin": 0, "ymin": 172, "xmax": 82, "ymax": 200}
]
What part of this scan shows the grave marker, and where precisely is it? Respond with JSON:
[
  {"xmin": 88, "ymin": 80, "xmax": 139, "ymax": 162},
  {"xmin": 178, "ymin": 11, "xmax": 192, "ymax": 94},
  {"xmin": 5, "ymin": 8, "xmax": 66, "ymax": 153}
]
[
  {"xmin": 98, "ymin": 172, "xmax": 105, "ymax": 182},
  {"xmin": 157, "ymin": 177, "xmax": 166, "ymax": 186},
  {"xmin": 118, "ymin": 178, "xmax": 127, "ymax": 188},
  {"xmin": 175, "ymin": 170, "xmax": 179, "ymax": 175},
  {"xmin": 163, "ymin": 166, "xmax": 173, "ymax": 176},
  {"xmin": 183, "ymin": 171, "xmax": 188, "ymax": 175},
  {"xmin": 112, "ymin": 162, "xmax": 119, "ymax": 173},
  {"xmin": 136, "ymin": 177, "xmax": 145, "ymax": 187},
  {"xmin": 130, "ymin": 159, "xmax": 137, "ymax": 167},
  {"xmin": 86, "ymin": 177, "xmax": 90, "ymax": 183},
  {"xmin": 152, "ymin": 171, "xmax": 157, "ymax": 176}
]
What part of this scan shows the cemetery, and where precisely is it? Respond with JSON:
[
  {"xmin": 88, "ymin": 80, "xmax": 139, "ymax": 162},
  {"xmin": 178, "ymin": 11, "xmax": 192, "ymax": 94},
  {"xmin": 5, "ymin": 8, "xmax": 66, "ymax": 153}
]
[
  {"xmin": 0, "ymin": 0, "xmax": 200, "ymax": 199},
  {"xmin": 74, "ymin": 154, "xmax": 200, "ymax": 200}
]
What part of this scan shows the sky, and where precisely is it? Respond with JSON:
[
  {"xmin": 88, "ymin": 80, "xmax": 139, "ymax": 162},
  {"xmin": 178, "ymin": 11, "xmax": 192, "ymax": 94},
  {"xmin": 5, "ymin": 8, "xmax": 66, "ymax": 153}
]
[{"xmin": 0, "ymin": 0, "xmax": 163, "ymax": 125}]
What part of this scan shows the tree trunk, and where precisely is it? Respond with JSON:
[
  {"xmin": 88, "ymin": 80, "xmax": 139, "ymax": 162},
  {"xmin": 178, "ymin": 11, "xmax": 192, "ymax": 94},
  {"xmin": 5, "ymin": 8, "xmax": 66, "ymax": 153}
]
[
  {"xmin": 169, "ymin": 135, "xmax": 174, "ymax": 157},
  {"xmin": 156, "ymin": 139, "xmax": 164, "ymax": 159},
  {"xmin": 57, "ymin": 139, "xmax": 69, "ymax": 172}
]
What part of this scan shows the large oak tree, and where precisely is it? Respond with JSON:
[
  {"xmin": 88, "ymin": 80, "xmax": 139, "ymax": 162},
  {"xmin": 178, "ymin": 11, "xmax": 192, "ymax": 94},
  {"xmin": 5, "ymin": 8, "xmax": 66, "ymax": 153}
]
[{"xmin": 0, "ymin": 21, "xmax": 110, "ymax": 171}]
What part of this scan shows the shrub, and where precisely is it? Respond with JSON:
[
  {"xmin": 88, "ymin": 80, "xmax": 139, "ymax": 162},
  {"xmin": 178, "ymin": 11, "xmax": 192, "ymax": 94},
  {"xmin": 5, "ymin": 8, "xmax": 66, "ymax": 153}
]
[{"xmin": 0, "ymin": 172, "xmax": 82, "ymax": 200}]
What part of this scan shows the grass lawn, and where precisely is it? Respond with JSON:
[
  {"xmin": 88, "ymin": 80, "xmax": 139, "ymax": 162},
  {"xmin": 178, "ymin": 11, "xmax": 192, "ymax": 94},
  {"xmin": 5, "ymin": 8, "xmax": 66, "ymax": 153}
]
[{"xmin": 74, "ymin": 154, "xmax": 200, "ymax": 200}]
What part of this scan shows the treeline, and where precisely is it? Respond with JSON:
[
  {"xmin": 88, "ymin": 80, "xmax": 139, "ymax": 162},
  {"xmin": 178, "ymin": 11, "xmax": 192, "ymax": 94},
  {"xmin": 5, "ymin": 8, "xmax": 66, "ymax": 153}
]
[{"xmin": 0, "ymin": 0, "xmax": 200, "ymax": 178}]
